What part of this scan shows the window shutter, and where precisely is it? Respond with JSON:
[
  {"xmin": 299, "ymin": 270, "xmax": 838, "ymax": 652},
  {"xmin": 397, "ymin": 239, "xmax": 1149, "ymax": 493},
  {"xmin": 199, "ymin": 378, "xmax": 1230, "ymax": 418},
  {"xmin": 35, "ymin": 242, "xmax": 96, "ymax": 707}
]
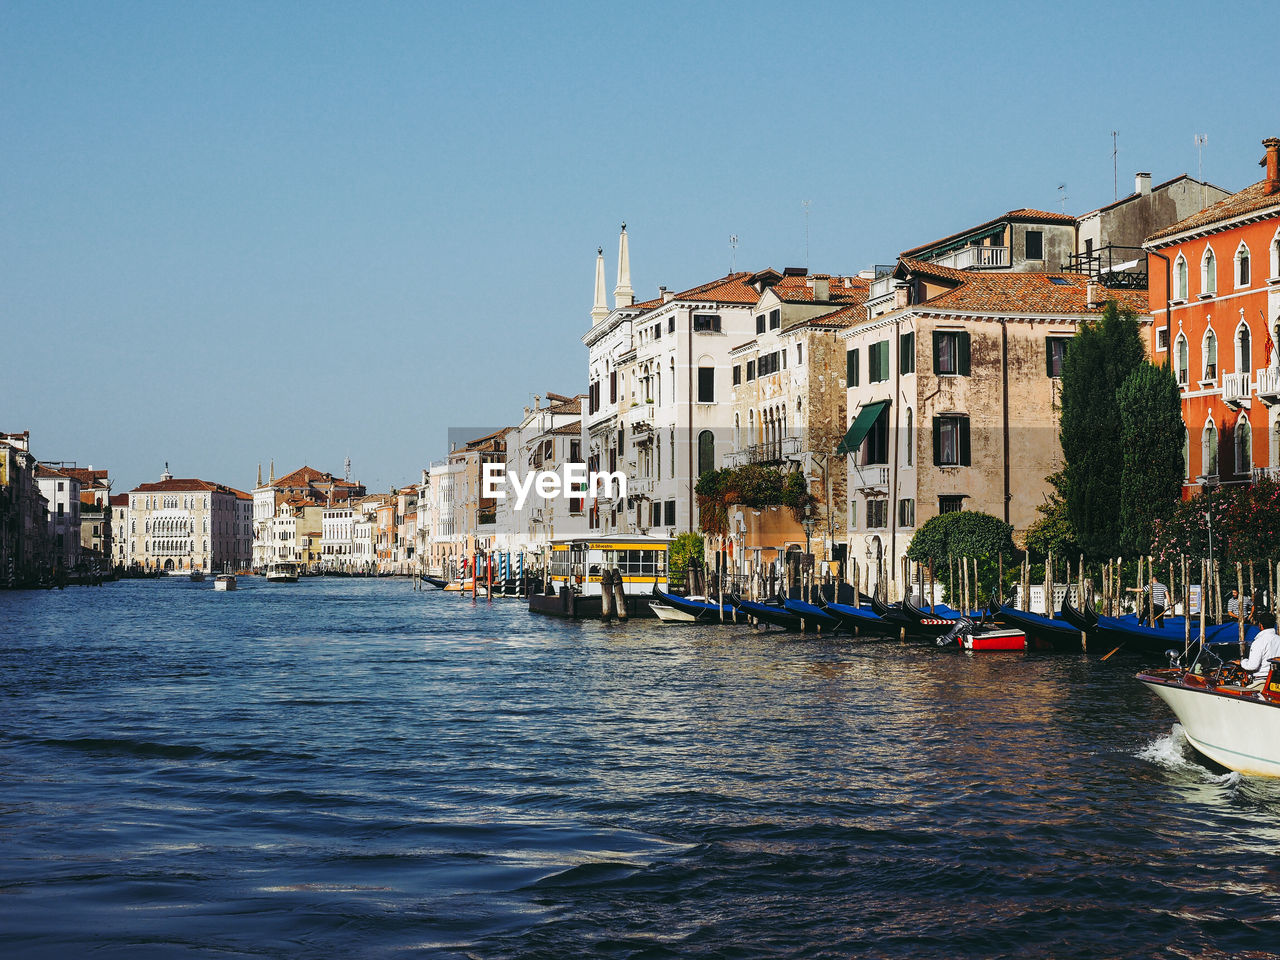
[
  {"xmin": 932, "ymin": 331, "xmax": 942, "ymax": 374},
  {"xmin": 879, "ymin": 343, "xmax": 890, "ymax": 382},
  {"xmin": 958, "ymin": 332, "xmax": 971, "ymax": 376},
  {"xmin": 959, "ymin": 417, "xmax": 971, "ymax": 466},
  {"xmin": 932, "ymin": 416, "xmax": 942, "ymax": 466},
  {"xmin": 1045, "ymin": 340, "xmax": 1054, "ymax": 378}
]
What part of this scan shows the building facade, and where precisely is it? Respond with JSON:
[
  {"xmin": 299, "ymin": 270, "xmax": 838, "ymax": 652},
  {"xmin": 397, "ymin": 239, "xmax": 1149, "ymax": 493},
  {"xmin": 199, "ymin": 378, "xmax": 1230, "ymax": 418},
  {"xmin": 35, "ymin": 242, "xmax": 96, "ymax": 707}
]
[{"xmin": 128, "ymin": 470, "xmax": 252, "ymax": 573}]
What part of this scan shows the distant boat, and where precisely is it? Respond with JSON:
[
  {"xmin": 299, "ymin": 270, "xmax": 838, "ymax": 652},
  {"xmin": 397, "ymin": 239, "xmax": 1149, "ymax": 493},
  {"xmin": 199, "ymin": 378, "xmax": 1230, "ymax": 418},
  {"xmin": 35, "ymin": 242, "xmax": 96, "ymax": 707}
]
[
  {"xmin": 265, "ymin": 563, "xmax": 299, "ymax": 583},
  {"xmin": 189, "ymin": 570, "xmax": 204, "ymax": 582},
  {"xmin": 213, "ymin": 574, "xmax": 237, "ymax": 591}
]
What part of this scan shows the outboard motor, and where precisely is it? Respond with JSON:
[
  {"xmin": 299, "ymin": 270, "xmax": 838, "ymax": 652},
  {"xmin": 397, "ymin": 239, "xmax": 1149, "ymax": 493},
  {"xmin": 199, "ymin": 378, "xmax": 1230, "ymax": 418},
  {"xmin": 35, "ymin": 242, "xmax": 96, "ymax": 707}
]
[{"xmin": 937, "ymin": 616, "xmax": 974, "ymax": 647}]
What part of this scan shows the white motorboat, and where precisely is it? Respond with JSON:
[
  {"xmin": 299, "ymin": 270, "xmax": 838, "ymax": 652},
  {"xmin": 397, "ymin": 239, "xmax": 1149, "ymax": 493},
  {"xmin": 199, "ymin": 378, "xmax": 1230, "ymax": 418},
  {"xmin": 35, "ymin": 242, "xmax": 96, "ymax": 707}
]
[
  {"xmin": 1138, "ymin": 655, "xmax": 1280, "ymax": 777},
  {"xmin": 213, "ymin": 574, "xmax": 237, "ymax": 591},
  {"xmin": 265, "ymin": 563, "xmax": 299, "ymax": 583},
  {"xmin": 651, "ymin": 601, "xmax": 698, "ymax": 622}
]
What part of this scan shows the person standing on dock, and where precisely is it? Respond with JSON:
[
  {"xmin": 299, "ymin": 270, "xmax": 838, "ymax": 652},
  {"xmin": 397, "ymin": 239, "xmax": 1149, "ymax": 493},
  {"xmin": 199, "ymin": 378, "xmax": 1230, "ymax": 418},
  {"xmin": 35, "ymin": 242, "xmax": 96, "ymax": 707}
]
[{"xmin": 1227, "ymin": 588, "xmax": 1252, "ymax": 622}]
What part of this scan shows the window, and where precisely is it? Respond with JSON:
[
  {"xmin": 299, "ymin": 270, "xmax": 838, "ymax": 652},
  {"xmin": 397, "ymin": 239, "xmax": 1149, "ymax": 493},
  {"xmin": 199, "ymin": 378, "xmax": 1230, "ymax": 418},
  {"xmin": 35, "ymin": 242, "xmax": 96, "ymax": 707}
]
[
  {"xmin": 862, "ymin": 405, "xmax": 890, "ymax": 465},
  {"xmin": 905, "ymin": 409, "xmax": 914, "ymax": 466},
  {"xmin": 697, "ymin": 430, "xmax": 715, "ymax": 476},
  {"xmin": 733, "ymin": 364, "xmax": 741, "ymax": 385},
  {"xmin": 899, "ymin": 332, "xmax": 915, "ymax": 374},
  {"xmin": 698, "ymin": 367, "xmax": 715, "ymax": 403},
  {"xmin": 1174, "ymin": 255, "xmax": 1189, "ymax": 300},
  {"xmin": 653, "ymin": 323, "xmax": 662, "ymax": 340},
  {"xmin": 1238, "ymin": 323, "xmax": 1252, "ymax": 375},
  {"xmin": 746, "ymin": 360, "xmax": 756, "ymax": 381},
  {"xmin": 1156, "ymin": 327, "xmax": 1168, "ymax": 351},
  {"xmin": 933, "ymin": 330, "xmax": 970, "ymax": 376},
  {"xmin": 898, "ymin": 498, "xmax": 916, "ymax": 527},
  {"xmin": 933, "ymin": 415, "xmax": 971, "ymax": 466},
  {"xmin": 1203, "ymin": 421, "xmax": 1218, "ymax": 477},
  {"xmin": 668, "ymin": 316, "xmax": 675, "ymax": 334},
  {"xmin": 1201, "ymin": 247, "xmax": 1217, "ymax": 296},
  {"xmin": 1175, "ymin": 335, "xmax": 1189, "ymax": 386},
  {"xmin": 869, "ymin": 340, "xmax": 890, "ymax": 383},
  {"xmin": 693, "ymin": 313, "xmax": 721, "ymax": 332},
  {"xmin": 570, "ymin": 439, "xmax": 581, "ymax": 462},
  {"xmin": 1183, "ymin": 427, "xmax": 1191, "ymax": 480},
  {"xmin": 1272, "ymin": 233, "xmax": 1280, "ymax": 280},
  {"xmin": 758, "ymin": 351, "xmax": 781, "ymax": 376},
  {"xmin": 1237, "ymin": 244, "xmax": 1251, "ymax": 287},
  {"xmin": 1025, "ymin": 230, "xmax": 1044, "ymax": 260},
  {"xmin": 756, "ymin": 314, "xmax": 766, "ymax": 334},
  {"xmin": 1046, "ymin": 337, "xmax": 1070, "ymax": 378},
  {"xmin": 769, "ymin": 309, "xmax": 781, "ymax": 330},
  {"xmin": 664, "ymin": 500, "xmax": 676, "ymax": 526},
  {"xmin": 796, "ymin": 343, "xmax": 803, "ymax": 365},
  {"xmin": 866, "ymin": 499, "xmax": 888, "ymax": 529},
  {"xmin": 1204, "ymin": 329, "xmax": 1218, "ymax": 381},
  {"xmin": 610, "ymin": 371, "xmax": 617, "ymax": 404},
  {"xmin": 652, "ymin": 502, "xmax": 662, "ymax": 527},
  {"xmin": 938, "ymin": 495, "xmax": 966, "ymax": 514},
  {"xmin": 1236, "ymin": 418, "xmax": 1252, "ymax": 476},
  {"xmin": 846, "ymin": 348, "xmax": 860, "ymax": 386}
]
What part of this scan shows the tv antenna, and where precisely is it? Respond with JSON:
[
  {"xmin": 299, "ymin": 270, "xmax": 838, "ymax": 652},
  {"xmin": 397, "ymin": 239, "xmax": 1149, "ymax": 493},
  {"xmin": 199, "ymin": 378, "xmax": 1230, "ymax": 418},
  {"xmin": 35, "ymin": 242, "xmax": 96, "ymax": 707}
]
[
  {"xmin": 1057, "ymin": 183, "xmax": 1069, "ymax": 212},
  {"xmin": 1112, "ymin": 131, "xmax": 1118, "ymax": 201},
  {"xmin": 802, "ymin": 200, "xmax": 811, "ymax": 267},
  {"xmin": 344, "ymin": 456, "xmax": 351, "ymax": 482},
  {"xmin": 1195, "ymin": 133, "xmax": 1208, "ymax": 206},
  {"xmin": 729, "ymin": 235, "xmax": 738, "ymax": 273}
]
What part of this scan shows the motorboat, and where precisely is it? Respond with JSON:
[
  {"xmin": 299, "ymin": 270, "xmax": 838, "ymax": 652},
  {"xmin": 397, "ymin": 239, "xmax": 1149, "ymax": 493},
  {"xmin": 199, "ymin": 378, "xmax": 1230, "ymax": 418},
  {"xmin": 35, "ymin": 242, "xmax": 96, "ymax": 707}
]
[
  {"xmin": 529, "ymin": 536, "xmax": 672, "ymax": 619},
  {"xmin": 213, "ymin": 574, "xmax": 236, "ymax": 591},
  {"xmin": 189, "ymin": 570, "xmax": 205, "ymax": 582},
  {"xmin": 651, "ymin": 601, "xmax": 699, "ymax": 622},
  {"xmin": 934, "ymin": 615, "xmax": 1039, "ymax": 651},
  {"xmin": 265, "ymin": 563, "xmax": 299, "ymax": 583},
  {"xmin": 651, "ymin": 587, "xmax": 734, "ymax": 622},
  {"xmin": 1138, "ymin": 648, "xmax": 1280, "ymax": 777}
]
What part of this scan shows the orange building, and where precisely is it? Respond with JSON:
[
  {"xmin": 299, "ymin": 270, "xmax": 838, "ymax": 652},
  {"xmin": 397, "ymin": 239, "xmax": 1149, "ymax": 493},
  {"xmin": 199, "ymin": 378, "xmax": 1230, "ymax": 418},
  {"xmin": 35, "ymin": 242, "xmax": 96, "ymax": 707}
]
[{"xmin": 1146, "ymin": 137, "xmax": 1280, "ymax": 494}]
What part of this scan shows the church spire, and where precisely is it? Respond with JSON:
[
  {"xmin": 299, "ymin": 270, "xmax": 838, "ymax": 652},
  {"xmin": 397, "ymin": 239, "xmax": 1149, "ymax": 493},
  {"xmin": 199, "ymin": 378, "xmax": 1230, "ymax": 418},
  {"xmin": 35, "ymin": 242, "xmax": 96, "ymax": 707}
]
[
  {"xmin": 614, "ymin": 222, "xmax": 634, "ymax": 308},
  {"xmin": 269, "ymin": 459, "xmax": 275, "ymax": 484},
  {"xmin": 257, "ymin": 463, "xmax": 262, "ymax": 487},
  {"xmin": 591, "ymin": 246, "xmax": 609, "ymax": 324}
]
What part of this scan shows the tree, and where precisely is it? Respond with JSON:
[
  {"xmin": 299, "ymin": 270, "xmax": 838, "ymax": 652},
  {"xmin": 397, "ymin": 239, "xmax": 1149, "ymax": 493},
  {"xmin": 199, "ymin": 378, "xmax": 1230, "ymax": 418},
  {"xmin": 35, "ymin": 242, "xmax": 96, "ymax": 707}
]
[
  {"xmin": 1059, "ymin": 301, "xmax": 1146, "ymax": 558},
  {"xmin": 669, "ymin": 532, "xmax": 705, "ymax": 585},
  {"xmin": 906, "ymin": 511, "xmax": 1015, "ymax": 563},
  {"xmin": 1023, "ymin": 473, "xmax": 1080, "ymax": 560},
  {"xmin": 1116, "ymin": 362, "xmax": 1185, "ymax": 555}
]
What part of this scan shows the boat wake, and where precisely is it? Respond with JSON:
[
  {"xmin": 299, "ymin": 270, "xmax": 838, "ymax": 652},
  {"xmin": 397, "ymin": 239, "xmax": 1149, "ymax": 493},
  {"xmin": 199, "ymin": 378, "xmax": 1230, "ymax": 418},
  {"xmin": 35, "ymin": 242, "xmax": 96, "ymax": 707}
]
[{"xmin": 1136, "ymin": 724, "xmax": 1241, "ymax": 786}]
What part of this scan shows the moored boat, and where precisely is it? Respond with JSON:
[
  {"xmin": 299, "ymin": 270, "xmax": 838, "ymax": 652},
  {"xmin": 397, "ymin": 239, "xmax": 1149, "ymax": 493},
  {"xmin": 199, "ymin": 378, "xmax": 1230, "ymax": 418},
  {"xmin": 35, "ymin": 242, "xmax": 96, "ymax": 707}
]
[
  {"xmin": 1138, "ymin": 650, "xmax": 1280, "ymax": 777},
  {"xmin": 818, "ymin": 599, "xmax": 893, "ymax": 636},
  {"xmin": 728, "ymin": 594, "xmax": 804, "ymax": 631},
  {"xmin": 189, "ymin": 570, "xmax": 205, "ymax": 582},
  {"xmin": 265, "ymin": 562, "xmax": 299, "ymax": 583},
  {"xmin": 213, "ymin": 574, "xmax": 236, "ymax": 591},
  {"xmin": 528, "ymin": 535, "xmax": 670, "ymax": 619},
  {"xmin": 998, "ymin": 605, "xmax": 1084, "ymax": 652},
  {"xmin": 651, "ymin": 601, "xmax": 698, "ymax": 622},
  {"xmin": 779, "ymin": 595, "xmax": 843, "ymax": 632},
  {"xmin": 651, "ymin": 587, "xmax": 733, "ymax": 621}
]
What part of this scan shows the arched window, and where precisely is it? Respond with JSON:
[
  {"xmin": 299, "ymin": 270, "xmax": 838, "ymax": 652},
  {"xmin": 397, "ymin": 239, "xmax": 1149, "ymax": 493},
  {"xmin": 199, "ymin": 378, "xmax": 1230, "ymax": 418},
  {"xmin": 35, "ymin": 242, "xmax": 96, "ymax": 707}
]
[
  {"xmin": 1203, "ymin": 328, "xmax": 1218, "ymax": 381},
  {"xmin": 1236, "ymin": 417, "xmax": 1253, "ymax": 477},
  {"xmin": 1175, "ymin": 334, "xmax": 1189, "ymax": 386},
  {"xmin": 905, "ymin": 409, "xmax": 914, "ymax": 466},
  {"xmin": 1237, "ymin": 322, "xmax": 1252, "ymax": 375},
  {"xmin": 1271, "ymin": 231, "xmax": 1280, "ymax": 280},
  {"xmin": 1203, "ymin": 421, "xmax": 1218, "ymax": 478},
  {"xmin": 1174, "ymin": 254, "xmax": 1188, "ymax": 300},
  {"xmin": 697, "ymin": 430, "xmax": 715, "ymax": 477},
  {"xmin": 1201, "ymin": 246, "xmax": 1217, "ymax": 296},
  {"xmin": 1236, "ymin": 242, "xmax": 1251, "ymax": 287}
]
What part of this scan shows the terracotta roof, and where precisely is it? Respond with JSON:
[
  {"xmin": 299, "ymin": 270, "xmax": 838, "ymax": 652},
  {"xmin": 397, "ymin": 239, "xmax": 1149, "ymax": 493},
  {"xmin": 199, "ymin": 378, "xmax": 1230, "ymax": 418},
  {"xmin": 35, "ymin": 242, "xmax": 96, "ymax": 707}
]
[
  {"xmin": 1147, "ymin": 178, "xmax": 1280, "ymax": 243},
  {"xmin": 132, "ymin": 478, "xmax": 217, "ymax": 492},
  {"xmin": 545, "ymin": 395, "xmax": 584, "ymax": 415},
  {"xmin": 676, "ymin": 271, "xmax": 761, "ymax": 305},
  {"xmin": 894, "ymin": 257, "xmax": 973, "ymax": 284},
  {"xmin": 770, "ymin": 274, "xmax": 871, "ymax": 305},
  {"xmin": 273, "ymin": 465, "xmax": 338, "ymax": 487},
  {"xmin": 109, "ymin": 494, "xmax": 128, "ymax": 507},
  {"xmin": 62, "ymin": 467, "xmax": 108, "ymax": 486},
  {"xmin": 900, "ymin": 208, "xmax": 1076, "ymax": 258},
  {"xmin": 917, "ymin": 272, "xmax": 1147, "ymax": 315},
  {"xmin": 547, "ymin": 422, "xmax": 586, "ymax": 436},
  {"xmin": 787, "ymin": 303, "xmax": 865, "ymax": 330},
  {"xmin": 34, "ymin": 464, "xmax": 73, "ymax": 480}
]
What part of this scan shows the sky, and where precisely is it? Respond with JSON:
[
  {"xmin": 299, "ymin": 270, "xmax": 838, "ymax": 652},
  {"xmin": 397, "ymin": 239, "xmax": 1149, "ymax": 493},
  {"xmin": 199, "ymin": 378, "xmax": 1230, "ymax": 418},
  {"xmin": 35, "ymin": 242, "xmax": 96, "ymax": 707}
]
[{"xmin": 4, "ymin": 0, "xmax": 1277, "ymax": 495}]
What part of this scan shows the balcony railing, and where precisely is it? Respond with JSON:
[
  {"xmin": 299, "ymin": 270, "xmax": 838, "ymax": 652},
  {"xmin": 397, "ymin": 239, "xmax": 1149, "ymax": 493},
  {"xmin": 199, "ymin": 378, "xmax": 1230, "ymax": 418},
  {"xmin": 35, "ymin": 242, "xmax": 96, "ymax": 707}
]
[
  {"xmin": 1258, "ymin": 367, "xmax": 1280, "ymax": 404},
  {"xmin": 851, "ymin": 465, "xmax": 890, "ymax": 488},
  {"xmin": 926, "ymin": 245, "xmax": 1010, "ymax": 271},
  {"xmin": 1253, "ymin": 466, "xmax": 1280, "ymax": 482},
  {"xmin": 724, "ymin": 436, "xmax": 803, "ymax": 467},
  {"xmin": 1222, "ymin": 371, "xmax": 1252, "ymax": 408}
]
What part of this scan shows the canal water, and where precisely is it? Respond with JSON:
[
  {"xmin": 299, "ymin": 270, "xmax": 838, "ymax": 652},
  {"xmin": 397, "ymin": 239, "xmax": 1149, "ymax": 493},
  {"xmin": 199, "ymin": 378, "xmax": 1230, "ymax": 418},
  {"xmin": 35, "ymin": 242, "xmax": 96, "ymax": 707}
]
[{"xmin": 2, "ymin": 578, "xmax": 1280, "ymax": 959}]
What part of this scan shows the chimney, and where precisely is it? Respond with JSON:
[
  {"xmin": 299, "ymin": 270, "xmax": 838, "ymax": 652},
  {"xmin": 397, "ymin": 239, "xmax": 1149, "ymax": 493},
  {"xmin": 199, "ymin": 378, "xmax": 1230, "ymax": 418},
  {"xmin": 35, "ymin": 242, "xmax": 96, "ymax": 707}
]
[
  {"xmin": 1087, "ymin": 279, "xmax": 1101, "ymax": 308},
  {"xmin": 660, "ymin": 285, "xmax": 675, "ymax": 303},
  {"xmin": 1264, "ymin": 138, "xmax": 1280, "ymax": 194},
  {"xmin": 1135, "ymin": 172, "xmax": 1151, "ymax": 196},
  {"xmin": 813, "ymin": 277, "xmax": 830, "ymax": 301}
]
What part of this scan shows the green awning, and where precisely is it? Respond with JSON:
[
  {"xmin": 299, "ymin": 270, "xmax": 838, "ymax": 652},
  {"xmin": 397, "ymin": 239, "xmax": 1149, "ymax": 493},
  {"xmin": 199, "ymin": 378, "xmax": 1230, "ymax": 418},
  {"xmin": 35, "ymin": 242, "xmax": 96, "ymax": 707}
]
[{"xmin": 836, "ymin": 400, "xmax": 890, "ymax": 456}]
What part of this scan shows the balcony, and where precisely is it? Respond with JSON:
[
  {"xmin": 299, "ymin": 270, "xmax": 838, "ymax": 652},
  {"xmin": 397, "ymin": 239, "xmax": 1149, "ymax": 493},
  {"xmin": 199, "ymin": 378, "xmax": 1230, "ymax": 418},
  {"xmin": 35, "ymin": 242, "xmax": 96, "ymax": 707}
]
[
  {"xmin": 1222, "ymin": 371, "xmax": 1252, "ymax": 408},
  {"xmin": 926, "ymin": 245, "xmax": 1010, "ymax": 271},
  {"xmin": 851, "ymin": 464, "xmax": 890, "ymax": 489},
  {"xmin": 723, "ymin": 436, "xmax": 803, "ymax": 467},
  {"xmin": 627, "ymin": 402, "xmax": 655, "ymax": 428},
  {"xmin": 1258, "ymin": 367, "xmax": 1280, "ymax": 405},
  {"xmin": 1253, "ymin": 466, "xmax": 1280, "ymax": 482}
]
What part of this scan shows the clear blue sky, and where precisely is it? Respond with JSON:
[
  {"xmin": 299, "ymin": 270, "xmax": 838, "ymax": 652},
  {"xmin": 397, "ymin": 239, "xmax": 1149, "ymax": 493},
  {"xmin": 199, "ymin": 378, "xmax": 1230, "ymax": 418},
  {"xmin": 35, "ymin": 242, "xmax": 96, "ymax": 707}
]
[{"xmin": 4, "ymin": 0, "xmax": 1274, "ymax": 494}]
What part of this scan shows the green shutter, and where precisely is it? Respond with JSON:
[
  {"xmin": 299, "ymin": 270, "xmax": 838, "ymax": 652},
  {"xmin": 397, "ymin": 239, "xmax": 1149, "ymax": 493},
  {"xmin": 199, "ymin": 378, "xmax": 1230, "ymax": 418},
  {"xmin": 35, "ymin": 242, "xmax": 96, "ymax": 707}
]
[
  {"xmin": 958, "ymin": 331, "xmax": 970, "ymax": 376},
  {"xmin": 879, "ymin": 342, "xmax": 890, "ymax": 381},
  {"xmin": 959, "ymin": 417, "xmax": 971, "ymax": 466},
  {"xmin": 932, "ymin": 331, "xmax": 942, "ymax": 374},
  {"xmin": 846, "ymin": 349, "xmax": 859, "ymax": 386},
  {"xmin": 932, "ymin": 416, "xmax": 942, "ymax": 465},
  {"xmin": 900, "ymin": 332, "xmax": 914, "ymax": 374},
  {"xmin": 1046, "ymin": 339, "xmax": 1054, "ymax": 377}
]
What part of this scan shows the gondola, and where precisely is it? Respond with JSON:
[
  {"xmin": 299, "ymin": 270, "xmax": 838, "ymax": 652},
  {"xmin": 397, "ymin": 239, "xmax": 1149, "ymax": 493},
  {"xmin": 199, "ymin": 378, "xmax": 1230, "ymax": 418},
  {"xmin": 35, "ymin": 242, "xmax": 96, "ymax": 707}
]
[
  {"xmin": 729, "ymin": 593, "xmax": 804, "ymax": 631},
  {"xmin": 1089, "ymin": 613, "xmax": 1257, "ymax": 656},
  {"xmin": 779, "ymin": 595, "xmax": 843, "ymax": 633},
  {"xmin": 422, "ymin": 575, "xmax": 449, "ymax": 589},
  {"xmin": 998, "ymin": 605, "xmax": 1085, "ymax": 652},
  {"xmin": 817, "ymin": 599, "xmax": 895, "ymax": 636},
  {"xmin": 651, "ymin": 586, "xmax": 734, "ymax": 621}
]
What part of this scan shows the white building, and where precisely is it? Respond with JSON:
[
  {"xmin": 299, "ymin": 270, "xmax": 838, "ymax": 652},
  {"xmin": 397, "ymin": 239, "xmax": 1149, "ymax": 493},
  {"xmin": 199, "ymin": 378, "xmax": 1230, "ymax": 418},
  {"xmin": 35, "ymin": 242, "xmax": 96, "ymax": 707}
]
[
  {"xmin": 128, "ymin": 469, "xmax": 253, "ymax": 573},
  {"xmin": 34, "ymin": 464, "xmax": 81, "ymax": 571}
]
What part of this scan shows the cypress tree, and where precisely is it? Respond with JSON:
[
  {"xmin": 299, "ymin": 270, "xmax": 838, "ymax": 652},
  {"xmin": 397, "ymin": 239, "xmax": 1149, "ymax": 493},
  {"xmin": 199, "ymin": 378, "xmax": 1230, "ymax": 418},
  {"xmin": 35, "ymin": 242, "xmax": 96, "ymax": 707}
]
[
  {"xmin": 1117, "ymin": 362, "xmax": 1185, "ymax": 555},
  {"xmin": 1059, "ymin": 302, "xmax": 1145, "ymax": 558}
]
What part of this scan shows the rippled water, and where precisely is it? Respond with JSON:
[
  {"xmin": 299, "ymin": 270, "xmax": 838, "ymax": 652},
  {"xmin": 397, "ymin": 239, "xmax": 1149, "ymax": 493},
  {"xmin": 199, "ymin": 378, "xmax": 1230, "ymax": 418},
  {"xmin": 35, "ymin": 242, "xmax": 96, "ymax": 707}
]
[{"xmin": 3, "ymin": 578, "xmax": 1280, "ymax": 959}]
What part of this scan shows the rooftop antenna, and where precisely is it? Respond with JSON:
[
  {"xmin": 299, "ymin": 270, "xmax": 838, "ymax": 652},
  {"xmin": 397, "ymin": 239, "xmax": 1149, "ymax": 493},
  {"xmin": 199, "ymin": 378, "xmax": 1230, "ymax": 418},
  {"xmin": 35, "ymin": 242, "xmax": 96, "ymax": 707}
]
[
  {"xmin": 1057, "ymin": 183, "xmax": 1069, "ymax": 212},
  {"xmin": 729, "ymin": 235, "xmax": 738, "ymax": 273},
  {"xmin": 344, "ymin": 456, "xmax": 351, "ymax": 482},
  {"xmin": 802, "ymin": 200, "xmax": 811, "ymax": 267},
  {"xmin": 1112, "ymin": 131, "xmax": 1118, "ymax": 201}
]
